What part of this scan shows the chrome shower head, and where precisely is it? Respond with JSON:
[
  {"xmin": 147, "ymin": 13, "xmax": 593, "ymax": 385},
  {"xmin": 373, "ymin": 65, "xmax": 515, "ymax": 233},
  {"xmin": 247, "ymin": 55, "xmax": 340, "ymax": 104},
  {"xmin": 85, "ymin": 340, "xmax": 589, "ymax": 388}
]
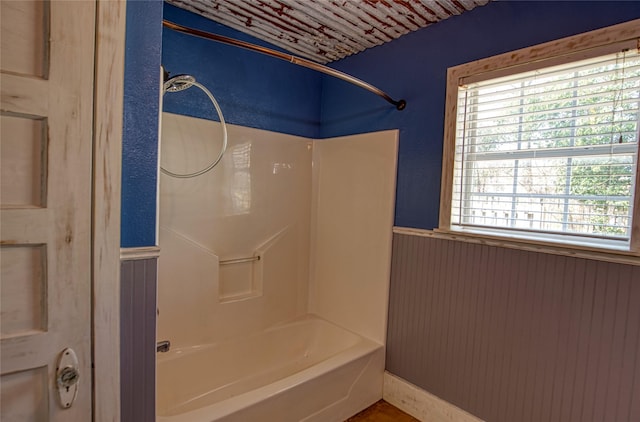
[{"xmin": 164, "ymin": 74, "xmax": 196, "ymax": 93}]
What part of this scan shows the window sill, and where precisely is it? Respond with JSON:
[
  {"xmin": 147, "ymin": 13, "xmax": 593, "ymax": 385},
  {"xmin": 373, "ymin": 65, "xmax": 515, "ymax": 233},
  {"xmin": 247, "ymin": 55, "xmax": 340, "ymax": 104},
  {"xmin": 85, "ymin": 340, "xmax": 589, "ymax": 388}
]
[{"xmin": 393, "ymin": 226, "xmax": 640, "ymax": 267}]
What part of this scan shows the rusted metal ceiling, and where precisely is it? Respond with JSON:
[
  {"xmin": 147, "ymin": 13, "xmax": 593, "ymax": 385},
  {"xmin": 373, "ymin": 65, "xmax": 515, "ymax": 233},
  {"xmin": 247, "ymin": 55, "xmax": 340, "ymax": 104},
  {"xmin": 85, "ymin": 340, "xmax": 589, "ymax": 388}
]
[{"xmin": 165, "ymin": 0, "xmax": 490, "ymax": 63}]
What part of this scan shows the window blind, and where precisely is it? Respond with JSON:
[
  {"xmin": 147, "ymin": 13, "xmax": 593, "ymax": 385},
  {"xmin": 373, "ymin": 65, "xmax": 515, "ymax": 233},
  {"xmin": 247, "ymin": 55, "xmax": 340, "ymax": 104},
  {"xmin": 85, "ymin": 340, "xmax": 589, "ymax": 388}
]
[{"xmin": 451, "ymin": 48, "xmax": 640, "ymax": 247}]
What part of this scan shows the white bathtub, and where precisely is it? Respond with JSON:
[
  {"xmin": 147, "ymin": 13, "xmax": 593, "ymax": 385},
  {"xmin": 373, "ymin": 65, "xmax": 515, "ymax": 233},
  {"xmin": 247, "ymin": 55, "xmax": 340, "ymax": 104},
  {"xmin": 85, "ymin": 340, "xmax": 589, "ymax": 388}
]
[{"xmin": 156, "ymin": 315, "xmax": 384, "ymax": 422}]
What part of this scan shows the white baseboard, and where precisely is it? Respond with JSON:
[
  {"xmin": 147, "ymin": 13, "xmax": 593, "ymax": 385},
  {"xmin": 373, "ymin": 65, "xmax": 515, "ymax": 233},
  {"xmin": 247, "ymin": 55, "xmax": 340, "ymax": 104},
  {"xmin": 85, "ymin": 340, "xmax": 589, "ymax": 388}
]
[{"xmin": 383, "ymin": 372, "xmax": 484, "ymax": 422}]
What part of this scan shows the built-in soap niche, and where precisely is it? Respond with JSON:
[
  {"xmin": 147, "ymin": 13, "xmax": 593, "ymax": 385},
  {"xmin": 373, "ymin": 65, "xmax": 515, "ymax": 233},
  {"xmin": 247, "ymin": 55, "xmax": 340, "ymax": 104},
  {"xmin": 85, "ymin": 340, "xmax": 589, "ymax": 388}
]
[
  {"xmin": 218, "ymin": 226, "xmax": 293, "ymax": 303},
  {"xmin": 218, "ymin": 256, "xmax": 261, "ymax": 302}
]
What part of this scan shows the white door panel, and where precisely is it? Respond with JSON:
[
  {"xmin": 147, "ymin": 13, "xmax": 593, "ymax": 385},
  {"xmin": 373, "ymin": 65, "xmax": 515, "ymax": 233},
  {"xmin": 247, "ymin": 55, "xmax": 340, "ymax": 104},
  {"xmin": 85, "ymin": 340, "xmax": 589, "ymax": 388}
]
[{"xmin": 1, "ymin": 1, "xmax": 96, "ymax": 420}]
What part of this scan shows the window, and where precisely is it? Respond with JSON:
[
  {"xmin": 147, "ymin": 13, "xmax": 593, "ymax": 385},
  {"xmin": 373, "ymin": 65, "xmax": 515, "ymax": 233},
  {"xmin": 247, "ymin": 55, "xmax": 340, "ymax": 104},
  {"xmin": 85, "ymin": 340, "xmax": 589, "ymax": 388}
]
[{"xmin": 440, "ymin": 21, "xmax": 640, "ymax": 255}]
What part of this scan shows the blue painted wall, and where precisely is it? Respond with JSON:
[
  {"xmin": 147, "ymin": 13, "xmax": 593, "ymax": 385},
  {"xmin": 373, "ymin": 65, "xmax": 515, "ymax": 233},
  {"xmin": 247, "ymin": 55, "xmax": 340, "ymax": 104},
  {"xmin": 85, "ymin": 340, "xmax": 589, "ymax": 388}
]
[
  {"xmin": 123, "ymin": 1, "xmax": 640, "ymax": 246},
  {"xmin": 121, "ymin": 0, "xmax": 163, "ymax": 247},
  {"xmin": 162, "ymin": 4, "xmax": 321, "ymax": 138},
  {"xmin": 320, "ymin": 0, "xmax": 640, "ymax": 230}
]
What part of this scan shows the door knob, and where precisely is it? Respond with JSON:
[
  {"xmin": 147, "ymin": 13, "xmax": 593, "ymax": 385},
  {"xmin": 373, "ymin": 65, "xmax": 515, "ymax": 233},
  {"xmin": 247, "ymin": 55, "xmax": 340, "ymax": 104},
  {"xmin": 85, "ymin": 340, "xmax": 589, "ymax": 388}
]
[{"xmin": 56, "ymin": 348, "xmax": 80, "ymax": 409}]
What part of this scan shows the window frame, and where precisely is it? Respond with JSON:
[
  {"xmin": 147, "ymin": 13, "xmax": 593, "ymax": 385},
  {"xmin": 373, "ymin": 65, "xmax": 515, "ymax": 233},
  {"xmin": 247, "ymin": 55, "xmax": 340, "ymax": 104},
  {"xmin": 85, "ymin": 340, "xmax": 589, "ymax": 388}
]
[{"xmin": 439, "ymin": 19, "xmax": 640, "ymax": 259}]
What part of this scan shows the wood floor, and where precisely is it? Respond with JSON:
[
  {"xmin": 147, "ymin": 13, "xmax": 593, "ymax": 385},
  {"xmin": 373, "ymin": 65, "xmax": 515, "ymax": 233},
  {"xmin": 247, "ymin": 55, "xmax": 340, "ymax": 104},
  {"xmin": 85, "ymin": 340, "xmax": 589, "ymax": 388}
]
[{"xmin": 345, "ymin": 400, "xmax": 419, "ymax": 421}]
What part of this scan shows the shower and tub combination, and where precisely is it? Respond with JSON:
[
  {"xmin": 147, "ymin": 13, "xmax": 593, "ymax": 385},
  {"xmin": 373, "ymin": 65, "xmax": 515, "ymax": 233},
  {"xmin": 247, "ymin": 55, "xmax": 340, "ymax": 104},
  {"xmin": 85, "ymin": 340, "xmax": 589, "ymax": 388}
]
[{"xmin": 157, "ymin": 28, "xmax": 399, "ymax": 422}]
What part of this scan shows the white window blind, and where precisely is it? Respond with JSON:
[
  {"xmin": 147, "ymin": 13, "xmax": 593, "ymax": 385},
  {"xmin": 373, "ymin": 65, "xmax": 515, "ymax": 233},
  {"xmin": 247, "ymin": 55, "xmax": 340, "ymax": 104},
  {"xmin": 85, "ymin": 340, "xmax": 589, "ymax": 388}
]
[{"xmin": 451, "ymin": 48, "xmax": 640, "ymax": 249}]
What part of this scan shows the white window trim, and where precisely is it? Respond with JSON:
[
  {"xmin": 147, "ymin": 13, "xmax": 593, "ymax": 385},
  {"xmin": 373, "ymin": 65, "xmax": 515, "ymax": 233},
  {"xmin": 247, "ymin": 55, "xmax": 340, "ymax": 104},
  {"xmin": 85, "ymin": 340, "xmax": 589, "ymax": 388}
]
[{"xmin": 439, "ymin": 19, "xmax": 640, "ymax": 260}]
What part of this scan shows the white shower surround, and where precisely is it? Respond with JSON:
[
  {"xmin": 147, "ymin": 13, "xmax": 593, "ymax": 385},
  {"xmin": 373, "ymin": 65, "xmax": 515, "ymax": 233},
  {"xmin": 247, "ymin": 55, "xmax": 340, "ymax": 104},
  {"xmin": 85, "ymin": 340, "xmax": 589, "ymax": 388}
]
[{"xmin": 157, "ymin": 113, "xmax": 398, "ymax": 421}]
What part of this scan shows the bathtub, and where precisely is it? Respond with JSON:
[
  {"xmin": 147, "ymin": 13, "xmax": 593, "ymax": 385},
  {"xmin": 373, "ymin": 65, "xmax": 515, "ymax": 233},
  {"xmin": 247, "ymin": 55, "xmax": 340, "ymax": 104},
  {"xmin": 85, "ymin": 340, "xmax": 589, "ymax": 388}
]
[{"xmin": 156, "ymin": 315, "xmax": 384, "ymax": 422}]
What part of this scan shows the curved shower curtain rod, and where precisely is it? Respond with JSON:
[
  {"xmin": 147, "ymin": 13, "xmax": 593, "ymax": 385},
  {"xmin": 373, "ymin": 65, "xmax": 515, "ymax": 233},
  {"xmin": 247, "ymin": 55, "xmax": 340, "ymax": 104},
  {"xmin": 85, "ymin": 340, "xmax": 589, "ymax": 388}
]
[{"xmin": 163, "ymin": 20, "xmax": 406, "ymax": 111}]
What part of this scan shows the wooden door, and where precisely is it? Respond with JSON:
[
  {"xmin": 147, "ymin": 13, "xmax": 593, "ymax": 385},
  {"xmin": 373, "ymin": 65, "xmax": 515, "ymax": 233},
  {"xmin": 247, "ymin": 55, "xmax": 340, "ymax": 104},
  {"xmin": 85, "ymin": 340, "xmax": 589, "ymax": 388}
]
[{"xmin": 1, "ymin": 1, "xmax": 96, "ymax": 420}]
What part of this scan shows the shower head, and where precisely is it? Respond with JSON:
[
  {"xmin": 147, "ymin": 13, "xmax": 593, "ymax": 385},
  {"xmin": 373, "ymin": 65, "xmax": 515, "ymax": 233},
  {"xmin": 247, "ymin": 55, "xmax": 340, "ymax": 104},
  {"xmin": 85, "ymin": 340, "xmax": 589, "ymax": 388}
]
[{"xmin": 164, "ymin": 74, "xmax": 196, "ymax": 93}]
